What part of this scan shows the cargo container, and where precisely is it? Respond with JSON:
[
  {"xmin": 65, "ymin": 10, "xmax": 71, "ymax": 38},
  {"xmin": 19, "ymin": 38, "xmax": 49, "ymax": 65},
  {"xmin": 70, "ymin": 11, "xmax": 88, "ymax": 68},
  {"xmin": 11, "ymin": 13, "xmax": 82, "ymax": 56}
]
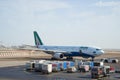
[
  {"xmin": 42, "ymin": 63, "xmax": 52, "ymax": 74},
  {"xmin": 110, "ymin": 66, "xmax": 115, "ymax": 73},
  {"xmin": 52, "ymin": 62, "xmax": 60, "ymax": 72},
  {"xmin": 67, "ymin": 67, "xmax": 77, "ymax": 73},
  {"xmin": 78, "ymin": 61, "xmax": 84, "ymax": 66},
  {"xmin": 67, "ymin": 61, "xmax": 75, "ymax": 68},
  {"xmin": 34, "ymin": 60, "xmax": 46, "ymax": 72},
  {"xmin": 102, "ymin": 66, "xmax": 110, "ymax": 77},
  {"xmin": 78, "ymin": 61, "xmax": 94, "ymax": 70},
  {"xmin": 59, "ymin": 61, "xmax": 67, "ymax": 71},
  {"xmin": 91, "ymin": 66, "xmax": 110, "ymax": 79},
  {"xmin": 25, "ymin": 61, "xmax": 36, "ymax": 70},
  {"xmin": 74, "ymin": 59, "xmax": 79, "ymax": 69},
  {"xmin": 78, "ymin": 65, "xmax": 89, "ymax": 72},
  {"xmin": 84, "ymin": 61, "xmax": 94, "ymax": 70},
  {"xmin": 37, "ymin": 60, "xmax": 46, "ymax": 63},
  {"xmin": 94, "ymin": 61, "xmax": 104, "ymax": 67},
  {"xmin": 34, "ymin": 63, "xmax": 43, "ymax": 72},
  {"xmin": 91, "ymin": 66, "xmax": 103, "ymax": 79}
]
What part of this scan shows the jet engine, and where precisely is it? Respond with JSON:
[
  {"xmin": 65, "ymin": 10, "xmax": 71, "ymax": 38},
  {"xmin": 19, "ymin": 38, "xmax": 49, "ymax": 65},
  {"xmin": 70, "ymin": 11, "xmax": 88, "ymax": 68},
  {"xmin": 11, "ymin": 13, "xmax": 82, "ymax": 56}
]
[{"xmin": 53, "ymin": 53, "xmax": 64, "ymax": 59}]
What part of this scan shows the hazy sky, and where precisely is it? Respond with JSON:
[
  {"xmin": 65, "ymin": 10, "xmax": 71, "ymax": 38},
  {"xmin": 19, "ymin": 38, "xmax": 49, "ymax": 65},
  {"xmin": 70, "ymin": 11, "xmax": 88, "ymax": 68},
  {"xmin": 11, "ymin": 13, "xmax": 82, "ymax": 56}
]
[{"xmin": 0, "ymin": 0, "xmax": 120, "ymax": 49}]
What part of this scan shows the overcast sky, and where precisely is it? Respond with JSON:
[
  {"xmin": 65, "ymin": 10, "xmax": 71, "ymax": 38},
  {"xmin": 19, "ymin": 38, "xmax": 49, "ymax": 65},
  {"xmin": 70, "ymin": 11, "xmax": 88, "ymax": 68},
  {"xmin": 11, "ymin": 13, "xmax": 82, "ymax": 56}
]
[{"xmin": 0, "ymin": 0, "xmax": 120, "ymax": 49}]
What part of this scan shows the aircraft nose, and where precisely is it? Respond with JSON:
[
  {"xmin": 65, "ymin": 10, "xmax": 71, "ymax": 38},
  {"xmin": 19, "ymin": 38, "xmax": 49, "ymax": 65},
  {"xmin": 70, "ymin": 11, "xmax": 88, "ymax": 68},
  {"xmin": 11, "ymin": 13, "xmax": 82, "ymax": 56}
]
[{"xmin": 95, "ymin": 50, "xmax": 104, "ymax": 56}]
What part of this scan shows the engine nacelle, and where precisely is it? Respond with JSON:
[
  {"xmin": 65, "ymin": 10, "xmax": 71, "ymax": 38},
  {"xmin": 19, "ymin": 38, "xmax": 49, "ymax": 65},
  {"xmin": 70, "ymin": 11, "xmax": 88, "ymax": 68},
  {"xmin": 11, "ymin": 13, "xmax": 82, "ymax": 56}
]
[{"xmin": 53, "ymin": 53, "xmax": 64, "ymax": 59}]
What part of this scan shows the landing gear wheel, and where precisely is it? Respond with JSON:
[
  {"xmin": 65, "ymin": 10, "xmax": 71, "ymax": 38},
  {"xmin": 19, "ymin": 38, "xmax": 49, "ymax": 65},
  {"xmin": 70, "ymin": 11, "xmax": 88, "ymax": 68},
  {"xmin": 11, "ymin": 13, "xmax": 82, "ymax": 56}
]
[
  {"xmin": 91, "ymin": 57, "xmax": 94, "ymax": 61},
  {"xmin": 51, "ymin": 57, "xmax": 56, "ymax": 60},
  {"xmin": 66, "ymin": 56, "xmax": 73, "ymax": 60},
  {"xmin": 70, "ymin": 57, "xmax": 73, "ymax": 59}
]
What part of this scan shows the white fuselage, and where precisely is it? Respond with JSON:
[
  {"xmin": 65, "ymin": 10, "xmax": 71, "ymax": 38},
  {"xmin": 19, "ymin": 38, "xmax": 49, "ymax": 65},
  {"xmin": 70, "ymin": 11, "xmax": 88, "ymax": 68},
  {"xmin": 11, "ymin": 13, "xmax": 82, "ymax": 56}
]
[
  {"xmin": 38, "ymin": 45, "xmax": 104, "ymax": 58},
  {"xmin": 33, "ymin": 31, "xmax": 104, "ymax": 59}
]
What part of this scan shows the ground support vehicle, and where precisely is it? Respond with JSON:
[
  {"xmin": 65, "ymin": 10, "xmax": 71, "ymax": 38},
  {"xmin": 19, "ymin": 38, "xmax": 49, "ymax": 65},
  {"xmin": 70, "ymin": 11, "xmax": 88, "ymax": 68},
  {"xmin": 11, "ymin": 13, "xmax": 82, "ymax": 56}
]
[
  {"xmin": 41, "ymin": 63, "xmax": 52, "ymax": 74},
  {"xmin": 91, "ymin": 67, "xmax": 103, "ymax": 79},
  {"xmin": 78, "ymin": 65, "xmax": 89, "ymax": 72},
  {"xmin": 102, "ymin": 66, "xmax": 110, "ymax": 77},
  {"xmin": 26, "ymin": 60, "xmax": 36, "ymax": 71}
]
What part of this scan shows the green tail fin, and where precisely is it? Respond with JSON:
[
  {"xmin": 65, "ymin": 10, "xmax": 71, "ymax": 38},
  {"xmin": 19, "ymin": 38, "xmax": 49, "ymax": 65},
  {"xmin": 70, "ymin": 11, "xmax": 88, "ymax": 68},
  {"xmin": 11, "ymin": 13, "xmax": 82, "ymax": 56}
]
[{"xmin": 33, "ymin": 31, "xmax": 43, "ymax": 46}]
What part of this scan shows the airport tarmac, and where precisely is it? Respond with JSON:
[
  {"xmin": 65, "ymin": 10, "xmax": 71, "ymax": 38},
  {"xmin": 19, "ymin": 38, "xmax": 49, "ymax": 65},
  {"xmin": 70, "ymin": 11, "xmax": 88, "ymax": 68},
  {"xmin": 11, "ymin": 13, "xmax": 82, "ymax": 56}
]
[
  {"xmin": 0, "ymin": 51, "xmax": 120, "ymax": 80},
  {"xmin": 0, "ymin": 61, "xmax": 120, "ymax": 80}
]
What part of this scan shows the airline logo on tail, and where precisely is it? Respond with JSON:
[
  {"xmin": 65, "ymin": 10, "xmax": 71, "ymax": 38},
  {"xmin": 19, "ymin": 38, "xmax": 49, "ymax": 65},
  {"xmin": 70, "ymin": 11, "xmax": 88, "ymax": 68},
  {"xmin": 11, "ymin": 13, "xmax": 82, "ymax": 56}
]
[{"xmin": 34, "ymin": 31, "xmax": 43, "ymax": 47}]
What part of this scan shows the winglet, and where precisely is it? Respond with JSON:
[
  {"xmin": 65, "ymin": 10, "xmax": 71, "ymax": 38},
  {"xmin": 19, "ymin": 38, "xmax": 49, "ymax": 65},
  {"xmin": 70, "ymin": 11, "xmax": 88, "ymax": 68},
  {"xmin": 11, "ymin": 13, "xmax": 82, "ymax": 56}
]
[{"xmin": 33, "ymin": 31, "xmax": 44, "ymax": 46}]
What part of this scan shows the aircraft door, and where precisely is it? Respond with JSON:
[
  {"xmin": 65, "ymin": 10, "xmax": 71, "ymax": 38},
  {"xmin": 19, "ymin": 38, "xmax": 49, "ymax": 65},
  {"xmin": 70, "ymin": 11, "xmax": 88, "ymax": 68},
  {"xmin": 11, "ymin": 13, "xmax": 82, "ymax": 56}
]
[{"xmin": 79, "ymin": 49, "xmax": 82, "ymax": 54}]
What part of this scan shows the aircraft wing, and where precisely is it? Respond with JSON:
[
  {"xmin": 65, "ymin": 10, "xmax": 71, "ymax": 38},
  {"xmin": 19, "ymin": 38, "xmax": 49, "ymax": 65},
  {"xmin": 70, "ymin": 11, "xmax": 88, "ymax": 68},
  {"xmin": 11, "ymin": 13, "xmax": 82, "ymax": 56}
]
[
  {"xmin": 40, "ymin": 49, "xmax": 69, "ymax": 55},
  {"xmin": 19, "ymin": 47, "xmax": 69, "ymax": 54}
]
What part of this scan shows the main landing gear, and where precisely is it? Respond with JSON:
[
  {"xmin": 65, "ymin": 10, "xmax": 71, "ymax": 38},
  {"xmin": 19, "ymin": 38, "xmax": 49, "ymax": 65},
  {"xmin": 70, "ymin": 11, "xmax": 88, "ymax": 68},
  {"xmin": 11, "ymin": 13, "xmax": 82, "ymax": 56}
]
[
  {"xmin": 66, "ymin": 56, "xmax": 73, "ymax": 60},
  {"xmin": 51, "ymin": 57, "xmax": 57, "ymax": 60},
  {"xmin": 91, "ymin": 57, "xmax": 95, "ymax": 61}
]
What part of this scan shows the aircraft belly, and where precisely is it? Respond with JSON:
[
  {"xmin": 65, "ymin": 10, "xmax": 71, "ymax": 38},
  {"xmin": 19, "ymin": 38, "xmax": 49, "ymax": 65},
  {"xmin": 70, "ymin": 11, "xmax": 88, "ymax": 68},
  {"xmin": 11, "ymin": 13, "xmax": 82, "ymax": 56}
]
[{"xmin": 64, "ymin": 52, "xmax": 94, "ymax": 58}]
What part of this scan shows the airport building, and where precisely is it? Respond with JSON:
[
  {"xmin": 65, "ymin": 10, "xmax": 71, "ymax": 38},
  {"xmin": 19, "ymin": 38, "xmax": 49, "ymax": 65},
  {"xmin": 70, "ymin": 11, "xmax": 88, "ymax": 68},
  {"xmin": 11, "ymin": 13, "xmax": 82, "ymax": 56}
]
[{"xmin": 0, "ymin": 45, "xmax": 51, "ymax": 58}]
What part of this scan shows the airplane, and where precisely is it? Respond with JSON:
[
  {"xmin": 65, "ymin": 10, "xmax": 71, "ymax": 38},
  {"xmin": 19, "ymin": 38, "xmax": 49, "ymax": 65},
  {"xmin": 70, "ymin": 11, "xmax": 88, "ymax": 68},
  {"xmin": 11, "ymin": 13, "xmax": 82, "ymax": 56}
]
[{"xmin": 33, "ymin": 31, "xmax": 104, "ymax": 60}]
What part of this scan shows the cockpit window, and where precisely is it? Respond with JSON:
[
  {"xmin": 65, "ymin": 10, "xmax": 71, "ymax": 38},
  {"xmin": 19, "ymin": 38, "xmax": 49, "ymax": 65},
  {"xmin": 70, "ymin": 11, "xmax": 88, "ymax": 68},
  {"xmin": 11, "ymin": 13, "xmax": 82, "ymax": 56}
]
[
  {"xmin": 80, "ymin": 47, "xmax": 88, "ymax": 50},
  {"xmin": 96, "ymin": 49, "xmax": 101, "ymax": 51}
]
